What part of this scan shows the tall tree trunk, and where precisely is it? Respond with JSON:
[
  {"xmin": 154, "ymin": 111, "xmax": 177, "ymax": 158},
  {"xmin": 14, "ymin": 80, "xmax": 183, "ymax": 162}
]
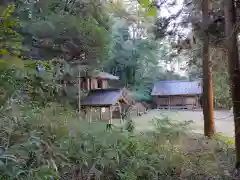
[
  {"xmin": 224, "ymin": 0, "xmax": 240, "ymax": 169},
  {"xmin": 202, "ymin": 0, "xmax": 215, "ymax": 137}
]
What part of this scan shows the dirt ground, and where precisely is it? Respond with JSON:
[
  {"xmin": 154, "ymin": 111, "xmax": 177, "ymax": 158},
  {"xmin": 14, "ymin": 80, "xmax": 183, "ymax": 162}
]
[{"xmin": 130, "ymin": 109, "xmax": 235, "ymax": 137}]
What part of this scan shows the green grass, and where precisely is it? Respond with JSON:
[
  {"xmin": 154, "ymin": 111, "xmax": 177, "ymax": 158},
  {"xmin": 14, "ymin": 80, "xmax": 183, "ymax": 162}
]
[
  {"xmin": 215, "ymin": 133, "xmax": 235, "ymax": 145},
  {"xmin": 0, "ymin": 103, "xmax": 237, "ymax": 179}
]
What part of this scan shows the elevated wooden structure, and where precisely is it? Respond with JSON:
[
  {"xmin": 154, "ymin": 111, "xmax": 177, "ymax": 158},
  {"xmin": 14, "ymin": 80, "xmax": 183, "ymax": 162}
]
[
  {"xmin": 81, "ymin": 88, "xmax": 129, "ymax": 123},
  {"xmin": 80, "ymin": 71, "xmax": 132, "ymax": 123},
  {"xmin": 151, "ymin": 80, "xmax": 202, "ymax": 110}
]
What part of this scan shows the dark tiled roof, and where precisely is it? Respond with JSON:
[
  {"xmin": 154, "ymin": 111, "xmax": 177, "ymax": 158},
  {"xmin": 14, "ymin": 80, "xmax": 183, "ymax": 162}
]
[
  {"xmin": 151, "ymin": 80, "xmax": 202, "ymax": 96},
  {"xmin": 81, "ymin": 88, "xmax": 123, "ymax": 106}
]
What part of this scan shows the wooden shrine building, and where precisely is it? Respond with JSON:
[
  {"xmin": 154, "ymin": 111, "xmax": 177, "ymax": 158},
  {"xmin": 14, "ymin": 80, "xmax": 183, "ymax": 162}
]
[
  {"xmin": 81, "ymin": 88, "xmax": 129, "ymax": 123},
  {"xmin": 151, "ymin": 80, "xmax": 202, "ymax": 110},
  {"xmin": 80, "ymin": 71, "xmax": 130, "ymax": 123}
]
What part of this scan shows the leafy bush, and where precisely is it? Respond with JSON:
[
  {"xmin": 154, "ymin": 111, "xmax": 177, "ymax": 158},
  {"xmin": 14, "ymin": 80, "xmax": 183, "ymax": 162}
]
[
  {"xmin": 0, "ymin": 102, "xmax": 236, "ymax": 179},
  {"xmin": 131, "ymin": 90, "xmax": 152, "ymax": 101},
  {"xmin": 0, "ymin": 59, "xmax": 59, "ymax": 107},
  {"xmin": 212, "ymin": 71, "xmax": 232, "ymax": 109}
]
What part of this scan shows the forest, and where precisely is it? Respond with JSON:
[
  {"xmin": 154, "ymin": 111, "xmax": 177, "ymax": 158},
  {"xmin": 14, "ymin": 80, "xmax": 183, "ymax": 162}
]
[{"xmin": 0, "ymin": 0, "xmax": 240, "ymax": 179}]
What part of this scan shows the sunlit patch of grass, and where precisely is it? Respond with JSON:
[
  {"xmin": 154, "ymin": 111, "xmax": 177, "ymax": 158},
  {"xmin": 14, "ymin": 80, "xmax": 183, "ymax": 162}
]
[{"xmin": 214, "ymin": 133, "xmax": 235, "ymax": 145}]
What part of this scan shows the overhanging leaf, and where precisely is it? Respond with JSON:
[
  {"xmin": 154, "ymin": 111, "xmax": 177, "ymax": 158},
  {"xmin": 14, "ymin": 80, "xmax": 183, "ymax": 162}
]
[
  {"xmin": 0, "ymin": 49, "xmax": 8, "ymax": 56},
  {"xmin": 139, "ymin": 0, "xmax": 150, "ymax": 8},
  {"xmin": 145, "ymin": 7, "xmax": 157, "ymax": 17}
]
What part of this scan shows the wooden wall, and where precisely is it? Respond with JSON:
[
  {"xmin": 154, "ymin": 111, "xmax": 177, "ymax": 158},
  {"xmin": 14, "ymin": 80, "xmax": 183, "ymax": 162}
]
[
  {"xmin": 102, "ymin": 80, "xmax": 108, "ymax": 89},
  {"xmin": 81, "ymin": 78, "xmax": 109, "ymax": 90},
  {"xmin": 91, "ymin": 78, "xmax": 98, "ymax": 89},
  {"xmin": 152, "ymin": 95, "xmax": 201, "ymax": 109}
]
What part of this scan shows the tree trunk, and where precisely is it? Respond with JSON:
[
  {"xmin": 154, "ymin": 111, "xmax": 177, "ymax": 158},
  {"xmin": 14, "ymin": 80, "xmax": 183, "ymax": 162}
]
[
  {"xmin": 224, "ymin": 0, "xmax": 240, "ymax": 169},
  {"xmin": 202, "ymin": 0, "xmax": 215, "ymax": 137}
]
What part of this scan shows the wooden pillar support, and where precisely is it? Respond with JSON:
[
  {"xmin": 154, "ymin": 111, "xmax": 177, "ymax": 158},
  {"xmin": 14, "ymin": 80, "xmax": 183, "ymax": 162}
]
[
  {"xmin": 88, "ymin": 107, "xmax": 92, "ymax": 123},
  {"xmin": 118, "ymin": 102, "xmax": 123, "ymax": 124},
  {"xmin": 191, "ymin": 96, "xmax": 194, "ymax": 111},
  {"xmin": 83, "ymin": 107, "xmax": 87, "ymax": 119},
  {"xmin": 194, "ymin": 95, "xmax": 197, "ymax": 110},
  {"xmin": 182, "ymin": 96, "xmax": 184, "ymax": 110},
  {"xmin": 137, "ymin": 104, "xmax": 139, "ymax": 116},
  {"xmin": 86, "ymin": 78, "xmax": 90, "ymax": 91},
  {"xmin": 168, "ymin": 96, "xmax": 170, "ymax": 110},
  {"xmin": 89, "ymin": 78, "xmax": 92, "ymax": 90},
  {"xmin": 99, "ymin": 107, "xmax": 102, "ymax": 121},
  {"xmin": 109, "ymin": 106, "xmax": 113, "ymax": 124}
]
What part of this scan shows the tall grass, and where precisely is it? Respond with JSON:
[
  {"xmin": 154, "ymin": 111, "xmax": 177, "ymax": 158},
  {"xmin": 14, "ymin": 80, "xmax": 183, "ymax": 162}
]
[{"xmin": 0, "ymin": 102, "xmax": 236, "ymax": 179}]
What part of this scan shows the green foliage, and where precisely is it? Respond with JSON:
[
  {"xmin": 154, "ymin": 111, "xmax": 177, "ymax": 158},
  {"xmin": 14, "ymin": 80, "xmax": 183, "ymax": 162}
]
[
  {"xmin": 212, "ymin": 71, "xmax": 232, "ymax": 109},
  {"xmin": 105, "ymin": 20, "xmax": 185, "ymax": 101},
  {"xmin": 153, "ymin": 117, "xmax": 192, "ymax": 142},
  {"xmin": 14, "ymin": 0, "xmax": 111, "ymax": 65},
  {"xmin": 125, "ymin": 119, "xmax": 135, "ymax": 133},
  {"xmin": 187, "ymin": 47, "xmax": 232, "ymax": 108},
  {"xmin": 0, "ymin": 58, "xmax": 59, "ymax": 106},
  {"xmin": 0, "ymin": 4, "xmax": 22, "ymax": 56},
  {"xmin": 132, "ymin": 90, "xmax": 152, "ymax": 101},
  {"xmin": 0, "ymin": 103, "xmax": 235, "ymax": 179},
  {"xmin": 138, "ymin": 0, "xmax": 157, "ymax": 17},
  {"xmin": 215, "ymin": 133, "xmax": 235, "ymax": 145}
]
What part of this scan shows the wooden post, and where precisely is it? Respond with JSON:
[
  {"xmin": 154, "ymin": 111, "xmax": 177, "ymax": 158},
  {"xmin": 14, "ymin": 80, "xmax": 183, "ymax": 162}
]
[
  {"xmin": 89, "ymin": 78, "xmax": 92, "ymax": 90},
  {"xmin": 198, "ymin": 95, "xmax": 200, "ymax": 108},
  {"xmin": 83, "ymin": 107, "xmax": 87, "ymax": 119},
  {"xmin": 99, "ymin": 107, "xmax": 102, "ymax": 121},
  {"xmin": 118, "ymin": 102, "xmax": 123, "ymax": 124},
  {"xmin": 137, "ymin": 104, "xmax": 139, "ymax": 116},
  {"xmin": 191, "ymin": 96, "xmax": 193, "ymax": 111},
  {"xmin": 168, "ymin": 96, "xmax": 170, "ymax": 110},
  {"xmin": 86, "ymin": 78, "xmax": 89, "ymax": 91},
  {"xmin": 195, "ymin": 95, "xmax": 198, "ymax": 110},
  {"xmin": 192, "ymin": 96, "xmax": 195, "ymax": 110},
  {"xmin": 109, "ymin": 106, "xmax": 113, "ymax": 124},
  {"xmin": 182, "ymin": 96, "xmax": 184, "ymax": 110},
  {"xmin": 86, "ymin": 107, "xmax": 89, "ymax": 121},
  {"xmin": 89, "ymin": 107, "xmax": 92, "ymax": 123}
]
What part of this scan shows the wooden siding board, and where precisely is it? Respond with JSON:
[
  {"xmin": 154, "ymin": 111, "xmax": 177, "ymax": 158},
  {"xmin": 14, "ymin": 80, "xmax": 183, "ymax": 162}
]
[{"xmin": 153, "ymin": 95, "xmax": 200, "ymax": 109}]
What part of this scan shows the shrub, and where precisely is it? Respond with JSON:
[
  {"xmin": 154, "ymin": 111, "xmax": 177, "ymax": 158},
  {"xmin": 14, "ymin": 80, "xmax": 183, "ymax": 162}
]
[{"xmin": 0, "ymin": 102, "xmax": 236, "ymax": 179}]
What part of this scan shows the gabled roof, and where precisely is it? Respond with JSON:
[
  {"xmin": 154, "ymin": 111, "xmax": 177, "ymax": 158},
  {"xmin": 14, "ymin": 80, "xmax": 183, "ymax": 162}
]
[
  {"xmin": 151, "ymin": 80, "xmax": 202, "ymax": 96},
  {"xmin": 81, "ymin": 88, "xmax": 127, "ymax": 107}
]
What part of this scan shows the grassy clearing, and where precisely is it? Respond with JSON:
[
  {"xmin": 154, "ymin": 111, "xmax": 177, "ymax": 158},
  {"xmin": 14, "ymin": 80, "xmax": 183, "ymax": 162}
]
[
  {"xmin": 130, "ymin": 109, "xmax": 235, "ymax": 137},
  {"xmin": 0, "ymin": 103, "xmax": 237, "ymax": 179}
]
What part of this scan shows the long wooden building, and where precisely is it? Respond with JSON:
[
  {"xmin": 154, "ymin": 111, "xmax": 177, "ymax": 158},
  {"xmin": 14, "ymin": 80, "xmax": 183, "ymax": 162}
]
[{"xmin": 151, "ymin": 80, "xmax": 202, "ymax": 110}]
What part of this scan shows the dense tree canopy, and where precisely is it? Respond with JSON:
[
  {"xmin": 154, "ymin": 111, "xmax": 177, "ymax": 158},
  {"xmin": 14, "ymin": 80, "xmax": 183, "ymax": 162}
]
[
  {"xmin": 104, "ymin": 17, "xmax": 186, "ymax": 101},
  {"xmin": 0, "ymin": 0, "xmax": 187, "ymax": 105},
  {"xmin": 15, "ymin": 0, "xmax": 111, "ymax": 66}
]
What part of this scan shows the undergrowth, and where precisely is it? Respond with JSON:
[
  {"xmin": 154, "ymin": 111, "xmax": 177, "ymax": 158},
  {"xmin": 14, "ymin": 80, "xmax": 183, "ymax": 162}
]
[{"xmin": 0, "ymin": 102, "xmax": 236, "ymax": 179}]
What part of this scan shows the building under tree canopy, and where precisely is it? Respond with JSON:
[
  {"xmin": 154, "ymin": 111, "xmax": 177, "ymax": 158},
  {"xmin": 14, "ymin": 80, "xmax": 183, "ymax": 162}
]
[
  {"xmin": 80, "ymin": 71, "xmax": 147, "ymax": 123},
  {"xmin": 151, "ymin": 80, "xmax": 202, "ymax": 109}
]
